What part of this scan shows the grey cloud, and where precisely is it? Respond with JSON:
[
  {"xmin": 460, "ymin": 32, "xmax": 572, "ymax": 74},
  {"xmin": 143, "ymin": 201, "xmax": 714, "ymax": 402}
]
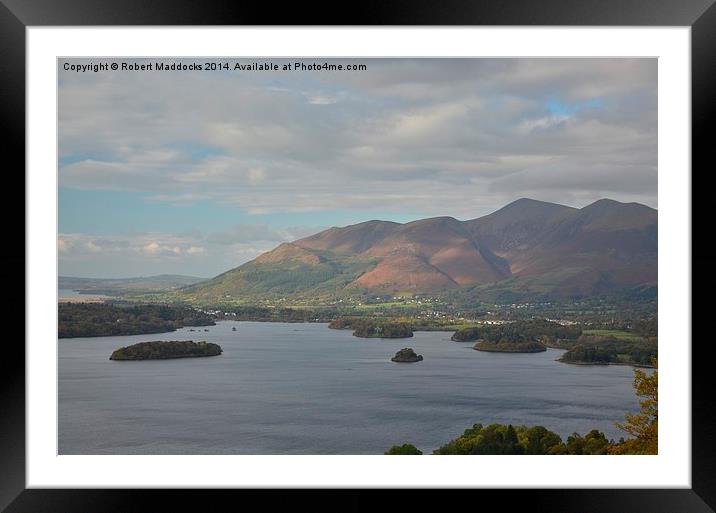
[
  {"xmin": 59, "ymin": 58, "xmax": 657, "ymax": 220},
  {"xmin": 488, "ymin": 158, "xmax": 656, "ymax": 195}
]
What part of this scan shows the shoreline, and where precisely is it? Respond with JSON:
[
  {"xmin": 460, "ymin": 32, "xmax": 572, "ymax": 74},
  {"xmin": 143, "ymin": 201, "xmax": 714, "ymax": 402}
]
[
  {"xmin": 557, "ymin": 358, "xmax": 655, "ymax": 369},
  {"xmin": 110, "ymin": 353, "xmax": 221, "ymax": 361}
]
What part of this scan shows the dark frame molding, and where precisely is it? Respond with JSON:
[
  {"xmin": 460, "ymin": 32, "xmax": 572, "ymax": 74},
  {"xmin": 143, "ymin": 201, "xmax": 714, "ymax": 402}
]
[{"xmin": 2, "ymin": 1, "xmax": 712, "ymax": 511}]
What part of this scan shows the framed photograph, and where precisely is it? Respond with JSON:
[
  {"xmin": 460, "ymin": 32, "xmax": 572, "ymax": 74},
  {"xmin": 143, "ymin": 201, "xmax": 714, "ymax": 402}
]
[{"xmin": 4, "ymin": 0, "xmax": 713, "ymax": 511}]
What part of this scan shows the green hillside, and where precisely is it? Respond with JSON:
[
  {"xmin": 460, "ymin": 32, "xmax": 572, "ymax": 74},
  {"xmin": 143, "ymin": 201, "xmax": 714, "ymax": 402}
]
[{"xmin": 177, "ymin": 252, "xmax": 380, "ymax": 303}]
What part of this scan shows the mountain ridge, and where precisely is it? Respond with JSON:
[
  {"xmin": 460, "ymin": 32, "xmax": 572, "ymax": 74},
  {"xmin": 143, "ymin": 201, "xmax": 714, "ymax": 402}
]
[{"xmin": 180, "ymin": 198, "xmax": 657, "ymax": 302}]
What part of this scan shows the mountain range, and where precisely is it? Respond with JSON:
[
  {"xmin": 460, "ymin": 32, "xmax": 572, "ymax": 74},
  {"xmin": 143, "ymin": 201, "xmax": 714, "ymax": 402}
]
[{"xmin": 180, "ymin": 198, "xmax": 657, "ymax": 303}]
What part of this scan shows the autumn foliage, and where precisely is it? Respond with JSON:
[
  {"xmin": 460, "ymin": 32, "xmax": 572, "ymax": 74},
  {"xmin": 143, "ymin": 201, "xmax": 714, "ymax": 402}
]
[{"xmin": 608, "ymin": 358, "xmax": 658, "ymax": 454}]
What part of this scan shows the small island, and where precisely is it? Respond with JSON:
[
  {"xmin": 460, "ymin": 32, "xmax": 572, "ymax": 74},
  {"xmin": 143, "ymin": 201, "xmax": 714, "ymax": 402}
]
[
  {"xmin": 473, "ymin": 339, "xmax": 547, "ymax": 353},
  {"xmin": 391, "ymin": 347, "xmax": 423, "ymax": 363},
  {"xmin": 109, "ymin": 340, "xmax": 222, "ymax": 361}
]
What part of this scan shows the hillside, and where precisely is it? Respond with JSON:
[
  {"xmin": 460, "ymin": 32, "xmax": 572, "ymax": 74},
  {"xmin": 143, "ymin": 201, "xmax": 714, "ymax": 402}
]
[{"xmin": 179, "ymin": 198, "xmax": 657, "ymax": 303}]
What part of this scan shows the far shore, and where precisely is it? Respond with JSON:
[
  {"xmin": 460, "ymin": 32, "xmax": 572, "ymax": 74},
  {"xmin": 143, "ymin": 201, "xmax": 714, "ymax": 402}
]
[{"xmin": 58, "ymin": 296, "xmax": 108, "ymax": 303}]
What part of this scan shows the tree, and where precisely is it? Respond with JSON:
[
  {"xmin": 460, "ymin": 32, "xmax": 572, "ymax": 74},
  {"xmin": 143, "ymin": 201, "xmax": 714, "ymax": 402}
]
[
  {"xmin": 609, "ymin": 358, "xmax": 658, "ymax": 454},
  {"xmin": 582, "ymin": 430, "xmax": 611, "ymax": 454},
  {"xmin": 385, "ymin": 444, "xmax": 422, "ymax": 455},
  {"xmin": 503, "ymin": 424, "xmax": 523, "ymax": 454},
  {"xmin": 522, "ymin": 426, "xmax": 562, "ymax": 454}
]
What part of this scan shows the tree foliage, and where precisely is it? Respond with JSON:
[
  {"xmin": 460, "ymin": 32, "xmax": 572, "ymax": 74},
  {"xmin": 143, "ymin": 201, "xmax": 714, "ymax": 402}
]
[
  {"xmin": 391, "ymin": 348, "xmax": 423, "ymax": 362},
  {"xmin": 451, "ymin": 319, "xmax": 581, "ymax": 343},
  {"xmin": 632, "ymin": 318, "xmax": 658, "ymax": 338},
  {"xmin": 473, "ymin": 339, "xmax": 546, "ymax": 353},
  {"xmin": 353, "ymin": 322, "xmax": 414, "ymax": 338},
  {"xmin": 330, "ymin": 318, "xmax": 414, "ymax": 338},
  {"xmin": 560, "ymin": 336, "xmax": 657, "ymax": 366},
  {"xmin": 109, "ymin": 340, "xmax": 222, "ymax": 360},
  {"xmin": 385, "ymin": 444, "xmax": 423, "ymax": 455},
  {"xmin": 58, "ymin": 303, "xmax": 215, "ymax": 338},
  {"xmin": 609, "ymin": 358, "xmax": 658, "ymax": 454},
  {"xmin": 433, "ymin": 423, "xmax": 577, "ymax": 455}
]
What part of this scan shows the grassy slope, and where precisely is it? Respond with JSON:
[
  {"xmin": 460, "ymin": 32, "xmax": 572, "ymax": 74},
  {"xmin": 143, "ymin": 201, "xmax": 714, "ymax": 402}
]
[{"xmin": 176, "ymin": 254, "xmax": 380, "ymax": 303}]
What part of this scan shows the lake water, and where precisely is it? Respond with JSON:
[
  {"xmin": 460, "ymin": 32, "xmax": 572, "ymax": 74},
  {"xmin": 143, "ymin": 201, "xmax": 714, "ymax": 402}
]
[
  {"xmin": 59, "ymin": 321, "xmax": 641, "ymax": 454},
  {"xmin": 58, "ymin": 288, "xmax": 109, "ymax": 299}
]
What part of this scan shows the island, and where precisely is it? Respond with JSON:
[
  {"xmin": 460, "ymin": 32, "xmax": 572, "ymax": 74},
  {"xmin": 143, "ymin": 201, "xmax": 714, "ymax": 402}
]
[
  {"xmin": 557, "ymin": 335, "xmax": 657, "ymax": 367},
  {"xmin": 473, "ymin": 339, "xmax": 547, "ymax": 353},
  {"xmin": 109, "ymin": 340, "xmax": 223, "ymax": 361},
  {"xmin": 391, "ymin": 347, "xmax": 423, "ymax": 363},
  {"xmin": 446, "ymin": 320, "xmax": 581, "ymax": 353}
]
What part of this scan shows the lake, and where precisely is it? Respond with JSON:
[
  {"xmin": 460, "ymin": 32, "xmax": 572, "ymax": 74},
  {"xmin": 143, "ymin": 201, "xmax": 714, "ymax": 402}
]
[
  {"xmin": 58, "ymin": 288, "xmax": 109, "ymax": 300},
  {"xmin": 59, "ymin": 321, "xmax": 641, "ymax": 454}
]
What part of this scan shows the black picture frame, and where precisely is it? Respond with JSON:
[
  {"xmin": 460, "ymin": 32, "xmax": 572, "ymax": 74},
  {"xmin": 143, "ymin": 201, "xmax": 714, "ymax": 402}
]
[{"xmin": 2, "ymin": 1, "xmax": 712, "ymax": 511}]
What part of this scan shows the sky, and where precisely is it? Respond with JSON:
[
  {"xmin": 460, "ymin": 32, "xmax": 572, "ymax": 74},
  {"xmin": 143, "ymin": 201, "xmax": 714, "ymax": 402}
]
[{"xmin": 58, "ymin": 58, "xmax": 657, "ymax": 278}]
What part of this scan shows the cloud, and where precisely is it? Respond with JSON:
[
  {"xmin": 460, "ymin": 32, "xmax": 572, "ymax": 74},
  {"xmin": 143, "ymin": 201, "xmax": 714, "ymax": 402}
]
[
  {"xmin": 58, "ymin": 58, "xmax": 657, "ymax": 276},
  {"xmin": 58, "ymin": 232, "xmax": 219, "ymax": 277},
  {"xmin": 518, "ymin": 115, "xmax": 570, "ymax": 133},
  {"xmin": 307, "ymin": 94, "xmax": 339, "ymax": 105},
  {"xmin": 58, "ymin": 221, "xmax": 326, "ymax": 278},
  {"xmin": 140, "ymin": 241, "xmax": 187, "ymax": 256},
  {"xmin": 59, "ymin": 233, "xmax": 207, "ymax": 258},
  {"xmin": 58, "ymin": 58, "xmax": 657, "ymax": 219}
]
